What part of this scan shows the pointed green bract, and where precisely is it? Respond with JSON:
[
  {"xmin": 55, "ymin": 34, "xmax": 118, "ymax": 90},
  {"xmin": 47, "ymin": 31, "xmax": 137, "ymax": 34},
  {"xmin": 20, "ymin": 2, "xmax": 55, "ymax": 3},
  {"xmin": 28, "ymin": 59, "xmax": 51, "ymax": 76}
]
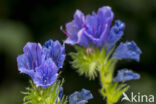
[
  {"xmin": 70, "ymin": 46, "xmax": 98, "ymax": 79},
  {"xmin": 70, "ymin": 46, "xmax": 110, "ymax": 79},
  {"xmin": 22, "ymin": 80, "xmax": 68, "ymax": 104}
]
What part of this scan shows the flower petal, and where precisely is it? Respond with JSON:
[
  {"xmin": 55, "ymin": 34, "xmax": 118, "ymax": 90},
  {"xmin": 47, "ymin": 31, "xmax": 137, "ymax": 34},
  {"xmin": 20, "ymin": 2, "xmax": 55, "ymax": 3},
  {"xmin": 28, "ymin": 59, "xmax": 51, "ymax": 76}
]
[
  {"xmin": 106, "ymin": 20, "xmax": 125, "ymax": 47},
  {"xmin": 44, "ymin": 40, "xmax": 65, "ymax": 69},
  {"xmin": 65, "ymin": 21, "xmax": 79, "ymax": 42},
  {"xmin": 77, "ymin": 28, "xmax": 90, "ymax": 47},
  {"xmin": 64, "ymin": 37, "xmax": 77, "ymax": 45},
  {"xmin": 69, "ymin": 89, "xmax": 93, "ymax": 104},
  {"xmin": 97, "ymin": 6, "xmax": 114, "ymax": 25},
  {"xmin": 33, "ymin": 59, "xmax": 58, "ymax": 87},
  {"xmin": 23, "ymin": 42, "xmax": 43, "ymax": 69},
  {"xmin": 74, "ymin": 10, "xmax": 85, "ymax": 28},
  {"xmin": 65, "ymin": 10, "xmax": 85, "ymax": 45},
  {"xmin": 17, "ymin": 54, "xmax": 35, "ymax": 77},
  {"xmin": 113, "ymin": 41, "xmax": 142, "ymax": 61},
  {"xmin": 79, "ymin": 89, "xmax": 93, "ymax": 101},
  {"xmin": 114, "ymin": 69, "xmax": 140, "ymax": 82},
  {"xmin": 86, "ymin": 14, "xmax": 98, "ymax": 37},
  {"xmin": 77, "ymin": 100, "xmax": 88, "ymax": 104},
  {"xmin": 97, "ymin": 6, "xmax": 114, "ymax": 47}
]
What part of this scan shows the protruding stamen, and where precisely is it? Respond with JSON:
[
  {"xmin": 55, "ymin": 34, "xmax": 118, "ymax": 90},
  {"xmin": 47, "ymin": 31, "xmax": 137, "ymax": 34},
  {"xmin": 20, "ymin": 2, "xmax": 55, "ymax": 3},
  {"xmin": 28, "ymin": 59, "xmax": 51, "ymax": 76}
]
[{"xmin": 60, "ymin": 26, "xmax": 73, "ymax": 39}]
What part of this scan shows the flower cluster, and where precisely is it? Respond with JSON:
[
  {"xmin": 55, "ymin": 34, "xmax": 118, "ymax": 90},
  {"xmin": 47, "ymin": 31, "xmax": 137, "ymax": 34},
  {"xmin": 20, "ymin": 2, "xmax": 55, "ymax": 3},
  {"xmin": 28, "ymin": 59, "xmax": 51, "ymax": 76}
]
[
  {"xmin": 63, "ymin": 6, "xmax": 121, "ymax": 48},
  {"xmin": 63, "ymin": 6, "xmax": 142, "ymax": 72},
  {"xmin": 69, "ymin": 89, "xmax": 93, "ymax": 104},
  {"xmin": 17, "ymin": 40, "xmax": 65, "ymax": 87},
  {"xmin": 16, "ymin": 5, "xmax": 143, "ymax": 104},
  {"xmin": 63, "ymin": 6, "xmax": 141, "ymax": 61},
  {"xmin": 63, "ymin": 6, "xmax": 142, "ymax": 104}
]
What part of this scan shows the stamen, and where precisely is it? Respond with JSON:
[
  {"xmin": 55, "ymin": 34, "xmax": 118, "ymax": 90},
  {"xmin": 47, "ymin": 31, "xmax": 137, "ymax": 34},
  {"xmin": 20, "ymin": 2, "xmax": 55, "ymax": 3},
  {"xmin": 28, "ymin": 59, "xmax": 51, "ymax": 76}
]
[{"xmin": 60, "ymin": 26, "xmax": 73, "ymax": 39}]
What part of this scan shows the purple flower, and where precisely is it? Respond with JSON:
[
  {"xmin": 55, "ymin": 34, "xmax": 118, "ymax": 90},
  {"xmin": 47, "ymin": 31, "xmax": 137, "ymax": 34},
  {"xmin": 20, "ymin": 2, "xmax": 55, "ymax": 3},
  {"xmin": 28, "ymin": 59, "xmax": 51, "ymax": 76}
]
[
  {"xmin": 44, "ymin": 40, "xmax": 65, "ymax": 69},
  {"xmin": 17, "ymin": 40, "xmax": 65, "ymax": 87},
  {"xmin": 33, "ymin": 59, "xmax": 58, "ymax": 87},
  {"xmin": 63, "ymin": 6, "xmax": 115, "ymax": 48},
  {"xmin": 114, "ymin": 69, "xmax": 140, "ymax": 82},
  {"xmin": 69, "ymin": 89, "xmax": 93, "ymax": 104},
  {"xmin": 63, "ymin": 6, "xmax": 142, "ymax": 61},
  {"xmin": 17, "ymin": 42, "xmax": 44, "ymax": 77},
  {"xmin": 106, "ymin": 20, "xmax": 125, "ymax": 47},
  {"xmin": 113, "ymin": 41, "xmax": 142, "ymax": 62}
]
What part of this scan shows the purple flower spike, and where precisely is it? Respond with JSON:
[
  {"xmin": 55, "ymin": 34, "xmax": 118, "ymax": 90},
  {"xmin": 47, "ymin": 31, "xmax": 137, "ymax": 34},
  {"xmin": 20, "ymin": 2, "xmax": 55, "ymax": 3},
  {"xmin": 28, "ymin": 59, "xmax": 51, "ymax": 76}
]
[
  {"xmin": 17, "ymin": 42, "xmax": 44, "ymax": 77},
  {"xmin": 34, "ymin": 59, "xmax": 58, "ymax": 88},
  {"xmin": 113, "ymin": 41, "xmax": 142, "ymax": 61},
  {"xmin": 44, "ymin": 40, "xmax": 65, "ymax": 69},
  {"xmin": 114, "ymin": 69, "xmax": 140, "ymax": 82},
  {"xmin": 69, "ymin": 89, "xmax": 93, "ymax": 104},
  {"xmin": 64, "ymin": 6, "xmax": 114, "ymax": 48}
]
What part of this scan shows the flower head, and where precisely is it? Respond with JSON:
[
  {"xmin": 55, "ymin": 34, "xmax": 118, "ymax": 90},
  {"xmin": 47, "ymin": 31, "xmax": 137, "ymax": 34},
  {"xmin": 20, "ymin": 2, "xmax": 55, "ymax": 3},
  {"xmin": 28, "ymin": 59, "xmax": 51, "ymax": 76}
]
[
  {"xmin": 44, "ymin": 40, "xmax": 65, "ymax": 68},
  {"xmin": 17, "ymin": 40, "xmax": 65, "ymax": 87},
  {"xmin": 33, "ymin": 59, "xmax": 58, "ymax": 87},
  {"xmin": 69, "ymin": 89, "xmax": 93, "ymax": 104},
  {"xmin": 63, "ymin": 6, "xmax": 116, "ymax": 48},
  {"xmin": 113, "ymin": 41, "xmax": 142, "ymax": 61},
  {"xmin": 114, "ymin": 69, "xmax": 140, "ymax": 82}
]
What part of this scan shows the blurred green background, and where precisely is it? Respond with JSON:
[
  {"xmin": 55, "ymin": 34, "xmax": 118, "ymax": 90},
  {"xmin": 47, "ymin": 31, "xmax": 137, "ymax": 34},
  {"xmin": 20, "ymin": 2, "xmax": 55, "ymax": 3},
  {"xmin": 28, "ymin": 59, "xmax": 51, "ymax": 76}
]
[{"xmin": 0, "ymin": 0, "xmax": 156, "ymax": 104}]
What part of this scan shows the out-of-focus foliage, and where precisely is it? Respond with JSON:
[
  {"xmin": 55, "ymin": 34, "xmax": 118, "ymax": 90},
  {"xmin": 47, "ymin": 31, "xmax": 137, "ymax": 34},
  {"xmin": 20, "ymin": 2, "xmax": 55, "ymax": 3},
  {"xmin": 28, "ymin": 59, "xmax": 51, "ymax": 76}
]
[{"xmin": 0, "ymin": 21, "xmax": 32, "ymax": 55}]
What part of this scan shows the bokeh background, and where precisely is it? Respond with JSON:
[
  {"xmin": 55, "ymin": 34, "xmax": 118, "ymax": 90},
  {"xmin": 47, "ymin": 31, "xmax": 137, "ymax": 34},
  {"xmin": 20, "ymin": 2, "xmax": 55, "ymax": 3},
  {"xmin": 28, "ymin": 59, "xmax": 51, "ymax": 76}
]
[{"xmin": 0, "ymin": 0, "xmax": 156, "ymax": 104}]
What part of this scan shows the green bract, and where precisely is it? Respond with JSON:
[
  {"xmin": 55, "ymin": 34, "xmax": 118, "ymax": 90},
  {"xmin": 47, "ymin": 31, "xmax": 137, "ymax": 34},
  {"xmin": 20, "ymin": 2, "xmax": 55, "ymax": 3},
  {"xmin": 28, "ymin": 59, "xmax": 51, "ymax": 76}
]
[
  {"xmin": 22, "ymin": 80, "xmax": 68, "ymax": 104},
  {"xmin": 70, "ymin": 46, "xmax": 99, "ymax": 79},
  {"xmin": 70, "ymin": 46, "xmax": 114, "ymax": 79}
]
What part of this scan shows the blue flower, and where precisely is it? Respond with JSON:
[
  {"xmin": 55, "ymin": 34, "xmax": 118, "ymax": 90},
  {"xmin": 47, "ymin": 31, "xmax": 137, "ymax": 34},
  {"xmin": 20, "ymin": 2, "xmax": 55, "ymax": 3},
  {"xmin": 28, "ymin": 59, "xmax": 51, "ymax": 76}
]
[
  {"xmin": 69, "ymin": 89, "xmax": 93, "ymax": 104},
  {"xmin": 17, "ymin": 40, "xmax": 65, "ymax": 87},
  {"xmin": 33, "ymin": 59, "xmax": 58, "ymax": 87},
  {"xmin": 44, "ymin": 40, "xmax": 65, "ymax": 69},
  {"xmin": 114, "ymin": 69, "xmax": 140, "ymax": 82},
  {"xmin": 113, "ymin": 41, "xmax": 142, "ymax": 62},
  {"xmin": 17, "ymin": 42, "xmax": 44, "ymax": 77},
  {"xmin": 63, "ymin": 6, "xmax": 115, "ymax": 48},
  {"xmin": 106, "ymin": 20, "xmax": 125, "ymax": 48}
]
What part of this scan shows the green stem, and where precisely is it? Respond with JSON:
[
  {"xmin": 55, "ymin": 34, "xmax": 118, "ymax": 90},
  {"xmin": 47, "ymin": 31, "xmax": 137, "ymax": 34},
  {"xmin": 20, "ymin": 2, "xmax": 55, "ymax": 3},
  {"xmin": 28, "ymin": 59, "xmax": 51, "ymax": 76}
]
[
  {"xmin": 107, "ymin": 100, "xmax": 113, "ymax": 104},
  {"xmin": 99, "ymin": 67, "xmax": 115, "ymax": 104}
]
